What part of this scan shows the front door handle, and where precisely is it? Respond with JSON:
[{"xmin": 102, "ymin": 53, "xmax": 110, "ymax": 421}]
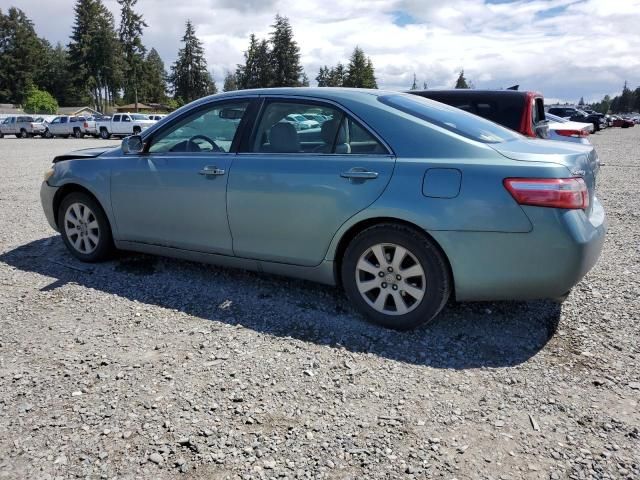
[
  {"xmin": 199, "ymin": 166, "xmax": 225, "ymax": 176},
  {"xmin": 340, "ymin": 168, "xmax": 379, "ymax": 180}
]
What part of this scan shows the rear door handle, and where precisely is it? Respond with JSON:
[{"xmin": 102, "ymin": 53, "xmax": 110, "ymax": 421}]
[
  {"xmin": 199, "ymin": 166, "xmax": 225, "ymax": 176},
  {"xmin": 340, "ymin": 168, "xmax": 379, "ymax": 180}
]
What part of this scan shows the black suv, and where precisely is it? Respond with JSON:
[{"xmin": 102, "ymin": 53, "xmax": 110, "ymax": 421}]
[
  {"xmin": 408, "ymin": 89, "xmax": 549, "ymax": 138},
  {"xmin": 547, "ymin": 106, "xmax": 602, "ymax": 132}
]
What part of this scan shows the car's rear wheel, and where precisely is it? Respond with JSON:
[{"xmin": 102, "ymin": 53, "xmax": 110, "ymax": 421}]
[
  {"xmin": 133, "ymin": 126, "xmax": 141, "ymax": 135},
  {"xmin": 341, "ymin": 224, "xmax": 451, "ymax": 330},
  {"xmin": 58, "ymin": 192, "xmax": 113, "ymax": 262},
  {"xmin": 73, "ymin": 128, "xmax": 83, "ymax": 138},
  {"xmin": 100, "ymin": 129, "xmax": 110, "ymax": 139},
  {"xmin": 19, "ymin": 129, "xmax": 29, "ymax": 138}
]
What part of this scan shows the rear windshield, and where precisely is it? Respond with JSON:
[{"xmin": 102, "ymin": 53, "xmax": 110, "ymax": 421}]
[{"xmin": 380, "ymin": 94, "xmax": 522, "ymax": 143}]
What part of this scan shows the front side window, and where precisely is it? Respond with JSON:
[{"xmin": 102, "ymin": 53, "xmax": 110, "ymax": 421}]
[
  {"xmin": 251, "ymin": 101, "xmax": 387, "ymax": 154},
  {"xmin": 113, "ymin": 115, "xmax": 121, "ymax": 122},
  {"xmin": 149, "ymin": 101, "xmax": 249, "ymax": 154},
  {"xmin": 60, "ymin": 117, "xmax": 68, "ymax": 124},
  {"xmin": 51, "ymin": 117, "xmax": 61, "ymax": 124},
  {"xmin": 122, "ymin": 115, "xmax": 131, "ymax": 122}
]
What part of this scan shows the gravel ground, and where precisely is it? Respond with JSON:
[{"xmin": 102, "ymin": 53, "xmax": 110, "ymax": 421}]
[{"xmin": 0, "ymin": 130, "xmax": 638, "ymax": 480}]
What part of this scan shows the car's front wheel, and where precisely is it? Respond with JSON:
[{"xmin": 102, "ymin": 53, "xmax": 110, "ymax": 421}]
[
  {"xmin": 341, "ymin": 224, "xmax": 451, "ymax": 330},
  {"xmin": 58, "ymin": 192, "xmax": 113, "ymax": 262}
]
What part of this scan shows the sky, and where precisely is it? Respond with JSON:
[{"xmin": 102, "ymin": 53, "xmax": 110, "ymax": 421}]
[{"xmin": 4, "ymin": 0, "xmax": 640, "ymax": 103}]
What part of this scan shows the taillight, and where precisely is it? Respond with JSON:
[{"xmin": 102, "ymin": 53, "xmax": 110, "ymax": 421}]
[
  {"xmin": 504, "ymin": 178, "xmax": 589, "ymax": 210},
  {"xmin": 84, "ymin": 122, "xmax": 88, "ymax": 128},
  {"xmin": 555, "ymin": 129, "xmax": 589, "ymax": 138}
]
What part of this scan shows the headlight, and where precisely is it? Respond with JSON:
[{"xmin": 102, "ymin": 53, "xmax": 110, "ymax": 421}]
[{"xmin": 44, "ymin": 164, "xmax": 55, "ymax": 182}]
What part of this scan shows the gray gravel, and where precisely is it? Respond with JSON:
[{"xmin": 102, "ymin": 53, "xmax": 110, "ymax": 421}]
[{"xmin": 0, "ymin": 130, "xmax": 639, "ymax": 479}]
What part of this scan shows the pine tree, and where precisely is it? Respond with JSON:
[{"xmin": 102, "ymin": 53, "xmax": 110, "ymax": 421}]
[
  {"xmin": 169, "ymin": 20, "xmax": 213, "ymax": 103},
  {"xmin": 316, "ymin": 66, "xmax": 329, "ymax": 87},
  {"xmin": 344, "ymin": 47, "xmax": 377, "ymax": 88},
  {"xmin": 454, "ymin": 70, "xmax": 469, "ymax": 89},
  {"xmin": 223, "ymin": 71, "xmax": 237, "ymax": 92},
  {"xmin": 37, "ymin": 42, "xmax": 76, "ymax": 105},
  {"xmin": 235, "ymin": 34, "xmax": 259, "ymax": 89},
  {"xmin": 423, "ymin": 81, "xmax": 428, "ymax": 89},
  {"xmin": 578, "ymin": 96, "xmax": 585, "ymax": 106},
  {"xmin": 118, "ymin": 0, "xmax": 147, "ymax": 107},
  {"xmin": 410, "ymin": 73, "xmax": 418, "ymax": 90},
  {"xmin": 619, "ymin": 81, "xmax": 633, "ymax": 113},
  {"xmin": 68, "ymin": 0, "xmax": 122, "ymax": 112},
  {"xmin": 255, "ymin": 39, "xmax": 274, "ymax": 88},
  {"xmin": 141, "ymin": 47, "xmax": 167, "ymax": 103},
  {"xmin": 328, "ymin": 63, "xmax": 346, "ymax": 87},
  {"xmin": 0, "ymin": 7, "xmax": 48, "ymax": 104},
  {"xmin": 300, "ymin": 72, "xmax": 309, "ymax": 87},
  {"xmin": 269, "ymin": 15, "xmax": 303, "ymax": 87}
]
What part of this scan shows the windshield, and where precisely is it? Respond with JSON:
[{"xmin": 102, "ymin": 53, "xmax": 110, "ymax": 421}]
[
  {"xmin": 379, "ymin": 94, "xmax": 522, "ymax": 143},
  {"xmin": 546, "ymin": 113, "xmax": 568, "ymax": 123}
]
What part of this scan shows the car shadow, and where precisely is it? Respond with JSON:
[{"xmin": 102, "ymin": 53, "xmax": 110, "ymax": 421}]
[{"xmin": 0, "ymin": 236, "xmax": 561, "ymax": 369}]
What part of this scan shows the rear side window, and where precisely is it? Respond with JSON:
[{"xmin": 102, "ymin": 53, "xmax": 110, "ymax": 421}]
[
  {"xmin": 381, "ymin": 94, "xmax": 522, "ymax": 143},
  {"xmin": 251, "ymin": 100, "xmax": 388, "ymax": 155},
  {"xmin": 532, "ymin": 98, "xmax": 545, "ymax": 125}
]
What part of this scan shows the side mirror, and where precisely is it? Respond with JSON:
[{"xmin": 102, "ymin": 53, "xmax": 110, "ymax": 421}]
[{"xmin": 122, "ymin": 135, "xmax": 144, "ymax": 154}]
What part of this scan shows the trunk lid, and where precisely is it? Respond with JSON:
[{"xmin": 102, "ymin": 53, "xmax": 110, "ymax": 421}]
[{"xmin": 491, "ymin": 138, "xmax": 599, "ymax": 215}]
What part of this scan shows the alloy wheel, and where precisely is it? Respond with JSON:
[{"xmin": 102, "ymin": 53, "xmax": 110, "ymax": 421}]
[
  {"xmin": 355, "ymin": 243, "xmax": 426, "ymax": 315},
  {"xmin": 64, "ymin": 202, "xmax": 100, "ymax": 254}
]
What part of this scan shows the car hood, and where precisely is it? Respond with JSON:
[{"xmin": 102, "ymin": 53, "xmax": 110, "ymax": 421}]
[{"xmin": 52, "ymin": 146, "xmax": 118, "ymax": 163}]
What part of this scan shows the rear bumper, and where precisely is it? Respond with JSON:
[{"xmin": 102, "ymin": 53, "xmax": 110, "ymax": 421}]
[
  {"xmin": 40, "ymin": 181, "xmax": 59, "ymax": 231},
  {"xmin": 431, "ymin": 197, "xmax": 607, "ymax": 301}
]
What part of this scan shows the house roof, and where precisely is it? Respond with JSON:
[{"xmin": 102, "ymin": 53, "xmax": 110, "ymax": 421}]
[
  {"xmin": 58, "ymin": 106, "xmax": 102, "ymax": 115},
  {"xmin": 116, "ymin": 103, "xmax": 153, "ymax": 111}
]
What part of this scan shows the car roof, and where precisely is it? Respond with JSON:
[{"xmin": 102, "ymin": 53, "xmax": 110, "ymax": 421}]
[{"xmin": 410, "ymin": 89, "xmax": 542, "ymax": 98}]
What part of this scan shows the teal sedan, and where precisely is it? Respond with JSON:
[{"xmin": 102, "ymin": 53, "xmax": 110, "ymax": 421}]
[{"xmin": 40, "ymin": 88, "xmax": 606, "ymax": 330}]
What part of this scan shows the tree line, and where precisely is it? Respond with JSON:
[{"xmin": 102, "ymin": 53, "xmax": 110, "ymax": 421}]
[
  {"xmin": 589, "ymin": 81, "xmax": 640, "ymax": 114},
  {"xmin": 0, "ymin": 2, "xmax": 381, "ymax": 113}
]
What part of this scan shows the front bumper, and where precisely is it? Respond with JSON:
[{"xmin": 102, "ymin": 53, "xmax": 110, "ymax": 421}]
[
  {"xmin": 431, "ymin": 197, "xmax": 607, "ymax": 301},
  {"xmin": 40, "ymin": 181, "xmax": 59, "ymax": 232}
]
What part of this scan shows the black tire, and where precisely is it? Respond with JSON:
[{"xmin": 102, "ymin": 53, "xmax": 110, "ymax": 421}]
[
  {"xmin": 58, "ymin": 192, "xmax": 113, "ymax": 262},
  {"xmin": 341, "ymin": 224, "xmax": 451, "ymax": 330},
  {"xmin": 0, "ymin": 131, "xmax": 3, "ymax": 138},
  {"xmin": 73, "ymin": 128, "xmax": 84, "ymax": 139},
  {"xmin": 19, "ymin": 129, "xmax": 29, "ymax": 138},
  {"xmin": 133, "ymin": 126, "xmax": 141, "ymax": 135},
  {"xmin": 43, "ymin": 129, "xmax": 53, "ymax": 139},
  {"xmin": 100, "ymin": 128, "xmax": 110, "ymax": 139}
]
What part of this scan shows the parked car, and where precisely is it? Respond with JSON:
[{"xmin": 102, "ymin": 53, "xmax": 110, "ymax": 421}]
[
  {"xmin": 44, "ymin": 115, "xmax": 89, "ymax": 138},
  {"xmin": 610, "ymin": 116, "xmax": 635, "ymax": 128},
  {"xmin": 545, "ymin": 113, "xmax": 591, "ymax": 144},
  {"xmin": 546, "ymin": 106, "xmax": 602, "ymax": 132},
  {"xmin": 408, "ymin": 89, "xmax": 549, "ymax": 138},
  {"xmin": 303, "ymin": 113, "xmax": 328, "ymax": 124},
  {"xmin": 82, "ymin": 116, "xmax": 99, "ymax": 137},
  {"xmin": 40, "ymin": 88, "xmax": 606, "ymax": 330},
  {"xmin": 0, "ymin": 115, "xmax": 46, "ymax": 138},
  {"xmin": 285, "ymin": 114, "xmax": 319, "ymax": 130},
  {"xmin": 96, "ymin": 113, "xmax": 156, "ymax": 139}
]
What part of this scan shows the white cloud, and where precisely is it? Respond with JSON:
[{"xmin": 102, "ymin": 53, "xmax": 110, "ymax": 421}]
[{"xmin": 10, "ymin": 0, "xmax": 640, "ymax": 102}]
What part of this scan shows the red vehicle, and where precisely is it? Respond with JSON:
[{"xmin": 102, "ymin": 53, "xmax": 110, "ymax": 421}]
[
  {"xmin": 611, "ymin": 116, "xmax": 635, "ymax": 128},
  {"xmin": 408, "ymin": 89, "xmax": 549, "ymax": 138}
]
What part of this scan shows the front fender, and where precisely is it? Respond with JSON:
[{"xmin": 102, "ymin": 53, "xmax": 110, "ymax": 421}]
[{"xmin": 49, "ymin": 160, "xmax": 117, "ymax": 237}]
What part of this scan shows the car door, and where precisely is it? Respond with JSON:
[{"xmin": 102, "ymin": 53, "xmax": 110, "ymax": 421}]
[
  {"xmin": 227, "ymin": 97, "xmax": 395, "ymax": 267},
  {"xmin": 48, "ymin": 117, "xmax": 61, "ymax": 135},
  {"xmin": 110, "ymin": 99, "xmax": 254, "ymax": 255},
  {"xmin": 111, "ymin": 114, "xmax": 121, "ymax": 134},
  {"xmin": 119, "ymin": 114, "xmax": 132, "ymax": 135}
]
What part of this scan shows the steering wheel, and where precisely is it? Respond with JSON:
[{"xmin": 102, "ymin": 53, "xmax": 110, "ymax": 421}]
[{"xmin": 187, "ymin": 134, "xmax": 222, "ymax": 152}]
